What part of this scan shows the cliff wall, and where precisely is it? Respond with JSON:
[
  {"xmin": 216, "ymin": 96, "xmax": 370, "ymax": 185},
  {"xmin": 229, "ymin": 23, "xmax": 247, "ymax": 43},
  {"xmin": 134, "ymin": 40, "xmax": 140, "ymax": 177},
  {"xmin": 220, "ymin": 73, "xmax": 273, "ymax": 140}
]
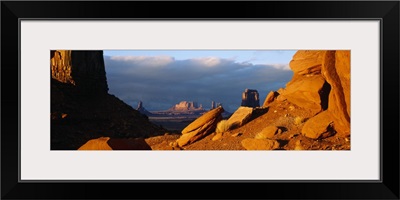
[
  {"xmin": 51, "ymin": 50, "xmax": 165, "ymax": 150},
  {"xmin": 264, "ymin": 50, "xmax": 350, "ymax": 138}
]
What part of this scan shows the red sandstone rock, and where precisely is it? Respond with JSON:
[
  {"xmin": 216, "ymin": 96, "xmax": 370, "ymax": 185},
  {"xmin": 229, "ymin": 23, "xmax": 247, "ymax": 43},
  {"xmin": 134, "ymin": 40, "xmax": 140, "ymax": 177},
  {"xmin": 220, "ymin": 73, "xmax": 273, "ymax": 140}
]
[
  {"xmin": 241, "ymin": 138, "xmax": 280, "ymax": 150},
  {"xmin": 255, "ymin": 126, "xmax": 281, "ymax": 139},
  {"xmin": 280, "ymin": 50, "xmax": 350, "ymax": 138},
  {"xmin": 280, "ymin": 74, "xmax": 328, "ymax": 114},
  {"xmin": 289, "ymin": 50, "xmax": 324, "ymax": 75},
  {"xmin": 263, "ymin": 91, "xmax": 279, "ymax": 106},
  {"xmin": 226, "ymin": 106, "xmax": 253, "ymax": 129},
  {"xmin": 302, "ymin": 111, "xmax": 336, "ymax": 139},
  {"xmin": 321, "ymin": 51, "xmax": 351, "ymax": 137},
  {"xmin": 177, "ymin": 107, "xmax": 224, "ymax": 146}
]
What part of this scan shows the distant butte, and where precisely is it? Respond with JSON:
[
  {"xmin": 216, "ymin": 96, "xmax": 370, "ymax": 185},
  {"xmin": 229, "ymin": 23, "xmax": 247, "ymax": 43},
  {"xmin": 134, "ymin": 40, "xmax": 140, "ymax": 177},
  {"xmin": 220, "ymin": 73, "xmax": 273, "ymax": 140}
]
[
  {"xmin": 241, "ymin": 89, "xmax": 260, "ymax": 108},
  {"xmin": 136, "ymin": 101, "xmax": 154, "ymax": 116}
]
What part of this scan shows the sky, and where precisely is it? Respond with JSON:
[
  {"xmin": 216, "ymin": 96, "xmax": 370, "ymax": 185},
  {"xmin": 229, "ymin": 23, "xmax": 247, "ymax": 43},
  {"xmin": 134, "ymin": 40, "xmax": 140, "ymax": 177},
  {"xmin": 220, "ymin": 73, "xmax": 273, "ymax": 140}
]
[{"xmin": 103, "ymin": 50, "xmax": 296, "ymax": 113}]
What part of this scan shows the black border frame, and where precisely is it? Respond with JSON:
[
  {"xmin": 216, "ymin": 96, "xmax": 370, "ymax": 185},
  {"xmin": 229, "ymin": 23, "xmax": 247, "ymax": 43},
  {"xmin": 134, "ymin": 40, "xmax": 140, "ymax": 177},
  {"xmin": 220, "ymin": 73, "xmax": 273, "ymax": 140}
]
[{"xmin": 1, "ymin": 1, "xmax": 399, "ymax": 199}]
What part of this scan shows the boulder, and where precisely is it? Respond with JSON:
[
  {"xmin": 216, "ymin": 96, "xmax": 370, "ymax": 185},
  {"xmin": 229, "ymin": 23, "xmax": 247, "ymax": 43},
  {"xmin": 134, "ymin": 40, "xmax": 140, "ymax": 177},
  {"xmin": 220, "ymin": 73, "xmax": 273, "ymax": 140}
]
[
  {"xmin": 177, "ymin": 107, "xmax": 224, "ymax": 146},
  {"xmin": 255, "ymin": 126, "xmax": 281, "ymax": 139},
  {"xmin": 226, "ymin": 106, "xmax": 253, "ymax": 129},
  {"xmin": 263, "ymin": 91, "xmax": 279, "ymax": 106},
  {"xmin": 78, "ymin": 137, "xmax": 113, "ymax": 150},
  {"xmin": 241, "ymin": 138, "xmax": 280, "ymax": 150},
  {"xmin": 301, "ymin": 111, "xmax": 336, "ymax": 139},
  {"xmin": 181, "ymin": 107, "xmax": 224, "ymax": 134},
  {"xmin": 177, "ymin": 116, "xmax": 222, "ymax": 147},
  {"xmin": 281, "ymin": 74, "xmax": 329, "ymax": 114}
]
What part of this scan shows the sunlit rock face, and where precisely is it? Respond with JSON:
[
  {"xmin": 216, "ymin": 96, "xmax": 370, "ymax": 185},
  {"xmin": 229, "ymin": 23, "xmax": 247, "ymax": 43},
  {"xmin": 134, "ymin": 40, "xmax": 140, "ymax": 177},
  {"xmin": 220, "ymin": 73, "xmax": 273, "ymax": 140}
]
[
  {"xmin": 176, "ymin": 107, "xmax": 224, "ymax": 147},
  {"xmin": 51, "ymin": 50, "xmax": 74, "ymax": 85},
  {"xmin": 269, "ymin": 50, "xmax": 350, "ymax": 138},
  {"xmin": 168, "ymin": 101, "xmax": 204, "ymax": 112},
  {"xmin": 241, "ymin": 89, "xmax": 260, "ymax": 108}
]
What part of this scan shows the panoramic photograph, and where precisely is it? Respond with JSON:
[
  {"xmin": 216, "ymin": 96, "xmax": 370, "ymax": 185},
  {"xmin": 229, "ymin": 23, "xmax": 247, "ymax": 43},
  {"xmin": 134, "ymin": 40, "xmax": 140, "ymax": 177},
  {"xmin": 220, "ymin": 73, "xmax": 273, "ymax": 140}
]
[{"xmin": 50, "ymin": 50, "xmax": 350, "ymax": 150}]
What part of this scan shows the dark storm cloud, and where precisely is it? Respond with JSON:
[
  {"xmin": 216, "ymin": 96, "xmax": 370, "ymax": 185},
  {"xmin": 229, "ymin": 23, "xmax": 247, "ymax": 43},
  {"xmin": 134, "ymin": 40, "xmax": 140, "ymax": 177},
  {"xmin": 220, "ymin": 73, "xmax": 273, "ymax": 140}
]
[{"xmin": 104, "ymin": 55, "xmax": 293, "ymax": 112}]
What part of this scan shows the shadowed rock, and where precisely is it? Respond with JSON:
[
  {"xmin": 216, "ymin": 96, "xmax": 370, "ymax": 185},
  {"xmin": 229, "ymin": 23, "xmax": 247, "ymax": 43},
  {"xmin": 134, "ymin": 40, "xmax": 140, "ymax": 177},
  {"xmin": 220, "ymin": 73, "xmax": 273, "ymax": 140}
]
[
  {"xmin": 78, "ymin": 137, "xmax": 152, "ymax": 150},
  {"xmin": 51, "ymin": 50, "xmax": 165, "ymax": 150},
  {"xmin": 241, "ymin": 89, "xmax": 260, "ymax": 108},
  {"xmin": 107, "ymin": 138, "xmax": 152, "ymax": 150}
]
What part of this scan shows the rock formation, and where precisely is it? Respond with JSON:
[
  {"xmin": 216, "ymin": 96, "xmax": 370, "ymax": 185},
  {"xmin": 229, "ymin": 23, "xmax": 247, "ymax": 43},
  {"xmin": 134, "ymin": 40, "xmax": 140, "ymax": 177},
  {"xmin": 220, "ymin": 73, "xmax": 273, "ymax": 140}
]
[
  {"xmin": 255, "ymin": 126, "xmax": 282, "ymax": 139},
  {"xmin": 241, "ymin": 89, "xmax": 260, "ymax": 108},
  {"xmin": 226, "ymin": 106, "xmax": 254, "ymax": 129},
  {"xmin": 273, "ymin": 50, "xmax": 330, "ymax": 115},
  {"xmin": 175, "ymin": 107, "xmax": 224, "ymax": 147},
  {"xmin": 211, "ymin": 101, "xmax": 216, "ymax": 109},
  {"xmin": 51, "ymin": 50, "xmax": 165, "ymax": 150},
  {"xmin": 136, "ymin": 101, "xmax": 153, "ymax": 116},
  {"xmin": 263, "ymin": 91, "xmax": 279, "ymax": 107},
  {"xmin": 168, "ymin": 101, "xmax": 204, "ymax": 111},
  {"xmin": 51, "ymin": 50, "xmax": 74, "ymax": 85},
  {"xmin": 51, "ymin": 50, "xmax": 108, "ymax": 96},
  {"xmin": 266, "ymin": 50, "xmax": 350, "ymax": 138}
]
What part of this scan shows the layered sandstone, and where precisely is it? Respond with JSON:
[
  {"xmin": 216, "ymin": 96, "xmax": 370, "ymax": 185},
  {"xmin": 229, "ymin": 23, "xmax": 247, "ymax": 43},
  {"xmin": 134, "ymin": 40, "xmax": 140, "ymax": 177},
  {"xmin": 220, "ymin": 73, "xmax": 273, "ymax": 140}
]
[
  {"xmin": 265, "ymin": 50, "xmax": 350, "ymax": 138},
  {"xmin": 176, "ymin": 107, "xmax": 224, "ymax": 146}
]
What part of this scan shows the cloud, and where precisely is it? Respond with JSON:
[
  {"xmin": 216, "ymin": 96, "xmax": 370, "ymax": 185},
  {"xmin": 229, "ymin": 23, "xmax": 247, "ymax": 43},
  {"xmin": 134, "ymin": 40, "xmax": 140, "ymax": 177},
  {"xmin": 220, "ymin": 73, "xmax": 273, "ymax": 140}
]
[
  {"xmin": 190, "ymin": 57, "xmax": 221, "ymax": 67},
  {"xmin": 104, "ymin": 55, "xmax": 293, "ymax": 112},
  {"xmin": 110, "ymin": 55, "xmax": 174, "ymax": 67}
]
